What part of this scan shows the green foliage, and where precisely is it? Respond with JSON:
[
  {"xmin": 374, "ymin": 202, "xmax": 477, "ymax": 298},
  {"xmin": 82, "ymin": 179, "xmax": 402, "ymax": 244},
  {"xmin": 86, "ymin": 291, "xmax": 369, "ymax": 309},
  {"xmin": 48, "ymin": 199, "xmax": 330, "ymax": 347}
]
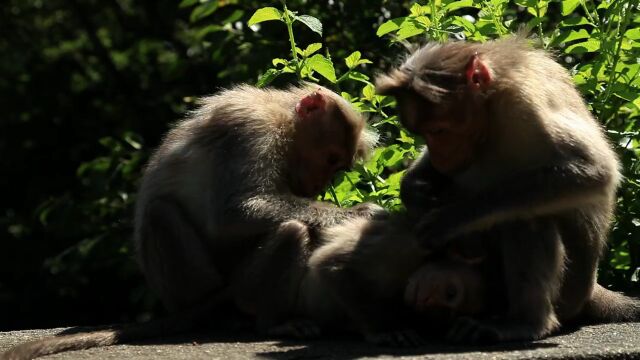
[
  {"xmin": 2, "ymin": 0, "xmax": 639, "ymax": 329},
  {"xmin": 242, "ymin": 0, "xmax": 640, "ymax": 288}
]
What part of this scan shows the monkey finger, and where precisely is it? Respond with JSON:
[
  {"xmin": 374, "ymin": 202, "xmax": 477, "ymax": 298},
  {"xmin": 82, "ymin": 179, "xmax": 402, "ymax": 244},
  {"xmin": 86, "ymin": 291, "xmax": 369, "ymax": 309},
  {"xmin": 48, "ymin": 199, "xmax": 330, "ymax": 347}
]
[
  {"xmin": 400, "ymin": 329, "xmax": 426, "ymax": 347},
  {"xmin": 267, "ymin": 320, "xmax": 322, "ymax": 339},
  {"xmin": 350, "ymin": 202, "xmax": 386, "ymax": 218},
  {"xmin": 446, "ymin": 317, "xmax": 478, "ymax": 343},
  {"xmin": 415, "ymin": 218, "xmax": 450, "ymax": 250},
  {"xmin": 365, "ymin": 330, "xmax": 419, "ymax": 347}
]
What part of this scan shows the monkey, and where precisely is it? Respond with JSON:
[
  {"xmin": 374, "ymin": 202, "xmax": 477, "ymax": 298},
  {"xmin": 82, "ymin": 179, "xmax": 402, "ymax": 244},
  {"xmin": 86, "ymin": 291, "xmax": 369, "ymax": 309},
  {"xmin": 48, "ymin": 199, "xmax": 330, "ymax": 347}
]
[
  {"xmin": 405, "ymin": 240, "xmax": 640, "ymax": 342},
  {"xmin": 375, "ymin": 37, "xmax": 640, "ymax": 343},
  {"xmin": 1, "ymin": 84, "xmax": 382, "ymax": 360},
  {"xmin": 234, "ymin": 213, "xmax": 505, "ymax": 347},
  {"xmin": 135, "ymin": 83, "xmax": 381, "ymax": 313}
]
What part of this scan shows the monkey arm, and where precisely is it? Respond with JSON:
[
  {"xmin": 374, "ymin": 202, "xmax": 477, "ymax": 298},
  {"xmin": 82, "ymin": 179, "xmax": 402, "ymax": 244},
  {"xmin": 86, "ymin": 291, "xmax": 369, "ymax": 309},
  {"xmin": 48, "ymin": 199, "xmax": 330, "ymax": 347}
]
[
  {"xmin": 236, "ymin": 193, "xmax": 383, "ymax": 232},
  {"xmin": 401, "ymin": 152, "xmax": 453, "ymax": 213},
  {"xmin": 415, "ymin": 157, "xmax": 616, "ymax": 248}
]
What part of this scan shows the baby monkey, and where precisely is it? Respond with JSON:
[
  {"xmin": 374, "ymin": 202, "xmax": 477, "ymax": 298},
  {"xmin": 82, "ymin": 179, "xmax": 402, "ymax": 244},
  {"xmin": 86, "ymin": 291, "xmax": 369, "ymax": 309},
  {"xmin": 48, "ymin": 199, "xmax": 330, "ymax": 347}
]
[{"xmin": 235, "ymin": 215, "xmax": 496, "ymax": 346}]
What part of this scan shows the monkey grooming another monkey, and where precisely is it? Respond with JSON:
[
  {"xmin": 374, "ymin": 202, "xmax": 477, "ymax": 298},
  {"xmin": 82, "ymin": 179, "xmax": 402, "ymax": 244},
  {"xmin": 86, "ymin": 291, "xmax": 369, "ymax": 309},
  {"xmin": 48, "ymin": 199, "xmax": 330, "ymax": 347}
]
[
  {"xmin": 2, "ymin": 84, "xmax": 381, "ymax": 360},
  {"xmin": 376, "ymin": 37, "xmax": 639, "ymax": 343},
  {"xmin": 136, "ymin": 84, "xmax": 380, "ymax": 313}
]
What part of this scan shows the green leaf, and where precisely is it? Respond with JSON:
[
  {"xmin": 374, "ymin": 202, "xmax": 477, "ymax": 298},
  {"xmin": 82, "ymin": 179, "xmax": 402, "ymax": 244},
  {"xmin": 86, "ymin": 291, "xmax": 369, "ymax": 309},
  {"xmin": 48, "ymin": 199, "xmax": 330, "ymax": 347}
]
[
  {"xmin": 248, "ymin": 7, "xmax": 282, "ymax": 26},
  {"xmin": 561, "ymin": 0, "xmax": 580, "ymax": 15},
  {"xmin": 559, "ymin": 17, "xmax": 591, "ymax": 27},
  {"xmin": 626, "ymin": 28, "xmax": 640, "ymax": 40},
  {"xmin": 565, "ymin": 39, "xmax": 601, "ymax": 54},
  {"xmin": 307, "ymin": 54, "xmax": 336, "ymax": 83},
  {"xmin": 296, "ymin": 15, "xmax": 323, "ymax": 36},
  {"xmin": 195, "ymin": 24, "xmax": 224, "ymax": 39},
  {"xmin": 303, "ymin": 43, "xmax": 323, "ymax": 57},
  {"xmin": 414, "ymin": 16, "xmax": 431, "ymax": 28},
  {"xmin": 445, "ymin": 0, "xmax": 477, "ymax": 12},
  {"xmin": 397, "ymin": 20, "xmax": 425, "ymax": 40},
  {"xmin": 190, "ymin": 1, "xmax": 219, "ymax": 22},
  {"xmin": 341, "ymin": 92, "xmax": 354, "ymax": 102},
  {"xmin": 256, "ymin": 68, "xmax": 282, "ymax": 88},
  {"xmin": 346, "ymin": 71, "xmax": 370, "ymax": 84},
  {"xmin": 409, "ymin": 3, "xmax": 426, "ymax": 16},
  {"xmin": 222, "ymin": 9, "xmax": 245, "ymax": 25},
  {"xmin": 179, "ymin": 0, "xmax": 198, "ymax": 8},
  {"xmin": 345, "ymin": 51, "xmax": 364, "ymax": 69},
  {"xmin": 362, "ymin": 83, "xmax": 376, "ymax": 101},
  {"xmin": 272, "ymin": 58, "xmax": 288, "ymax": 67},
  {"xmin": 377, "ymin": 18, "xmax": 405, "ymax": 36},
  {"xmin": 551, "ymin": 29, "xmax": 590, "ymax": 47}
]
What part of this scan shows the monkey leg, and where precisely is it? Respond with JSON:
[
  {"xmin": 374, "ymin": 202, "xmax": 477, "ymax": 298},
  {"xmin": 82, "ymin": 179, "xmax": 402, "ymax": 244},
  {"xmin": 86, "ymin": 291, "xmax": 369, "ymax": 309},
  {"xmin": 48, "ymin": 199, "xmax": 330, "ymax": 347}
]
[
  {"xmin": 448, "ymin": 218, "xmax": 565, "ymax": 343},
  {"xmin": 233, "ymin": 220, "xmax": 321, "ymax": 339},
  {"xmin": 137, "ymin": 198, "xmax": 224, "ymax": 312},
  {"xmin": 308, "ymin": 218, "xmax": 427, "ymax": 347},
  {"xmin": 555, "ymin": 210, "xmax": 607, "ymax": 321}
]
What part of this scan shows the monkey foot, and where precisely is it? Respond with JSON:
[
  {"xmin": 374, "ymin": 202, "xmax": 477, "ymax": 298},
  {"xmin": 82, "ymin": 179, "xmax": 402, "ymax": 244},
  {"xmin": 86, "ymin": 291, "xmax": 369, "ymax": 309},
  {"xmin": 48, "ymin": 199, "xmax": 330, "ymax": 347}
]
[
  {"xmin": 267, "ymin": 320, "xmax": 322, "ymax": 339},
  {"xmin": 365, "ymin": 329, "xmax": 424, "ymax": 347},
  {"xmin": 447, "ymin": 317, "xmax": 500, "ymax": 344}
]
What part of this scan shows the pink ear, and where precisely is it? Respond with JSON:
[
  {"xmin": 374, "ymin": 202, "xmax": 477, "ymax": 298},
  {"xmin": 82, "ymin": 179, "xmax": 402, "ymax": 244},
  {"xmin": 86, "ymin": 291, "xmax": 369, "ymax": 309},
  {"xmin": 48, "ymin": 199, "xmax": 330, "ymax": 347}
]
[
  {"xmin": 465, "ymin": 53, "xmax": 491, "ymax": 91},
  {"xmin": 296, "ymin": 90, "xmax": 326, "ymax": 118}
]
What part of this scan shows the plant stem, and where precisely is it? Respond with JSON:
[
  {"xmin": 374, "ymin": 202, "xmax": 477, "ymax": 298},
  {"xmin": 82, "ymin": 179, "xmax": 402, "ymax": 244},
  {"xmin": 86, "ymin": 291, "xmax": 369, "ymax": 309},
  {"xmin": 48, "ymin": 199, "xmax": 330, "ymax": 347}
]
[
  {"xmin": 601, "ymin": 2, "xmax": 631, "ymax": 123},
  {"xmin": 281, "ymin": 1, "xmax": 301, "ymax": 80},
  {"xmin": 328, "ymin": 185, "xmax": 341, "ymax": 207},
  {"xmin": 535, "ymin": 2, "xmax": 545, "ymax": 48}
]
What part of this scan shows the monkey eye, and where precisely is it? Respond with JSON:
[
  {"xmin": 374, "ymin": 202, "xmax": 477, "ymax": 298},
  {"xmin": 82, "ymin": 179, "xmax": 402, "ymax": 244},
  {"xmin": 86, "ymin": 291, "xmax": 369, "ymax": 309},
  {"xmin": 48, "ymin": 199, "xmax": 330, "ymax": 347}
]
[
  {"xmin": 445, "ymin": 284, "xmax": 458, "ymax": 304},
  {"xmin": 327, "ymin": 153, "xmax": 341, "ymax": 167}
]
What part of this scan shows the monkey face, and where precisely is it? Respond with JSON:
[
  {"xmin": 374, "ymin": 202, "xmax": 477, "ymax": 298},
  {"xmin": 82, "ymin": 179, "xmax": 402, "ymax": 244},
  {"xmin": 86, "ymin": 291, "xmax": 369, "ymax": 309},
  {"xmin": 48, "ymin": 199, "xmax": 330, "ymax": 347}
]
[
  {"xmin": 288, "ymin": 117, "xmax": 355, "ymax": 197},
  {"xmin": 405, "ymin": 261, "xmax": 485, "ymax": 317}
]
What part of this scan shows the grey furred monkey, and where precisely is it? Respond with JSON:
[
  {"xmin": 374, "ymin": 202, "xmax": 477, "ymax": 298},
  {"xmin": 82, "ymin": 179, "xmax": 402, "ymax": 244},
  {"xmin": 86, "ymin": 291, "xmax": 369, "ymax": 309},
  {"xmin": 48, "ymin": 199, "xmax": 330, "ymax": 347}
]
[
  {"xmin": 235, "ymin": 214, "xmax": 499, "ymax": 346},
  {"xmin": 1, "ymin": 84, "xmax": 381, "ymax": 360},
  {"xmin": 135, "ymin": 84, "xmax": 380, "ymax": 312},
  {"xmin": 376, "ymin": 37, "xmax": 640, "ymax": 343}
]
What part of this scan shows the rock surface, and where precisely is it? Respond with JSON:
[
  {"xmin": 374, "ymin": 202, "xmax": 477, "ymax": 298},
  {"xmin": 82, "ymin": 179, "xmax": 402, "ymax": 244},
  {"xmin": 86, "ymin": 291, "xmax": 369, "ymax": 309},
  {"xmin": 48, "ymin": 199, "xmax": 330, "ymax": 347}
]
[{"xmin": 1, "ymin": 323, "xmax": 640, "ymax": 359}]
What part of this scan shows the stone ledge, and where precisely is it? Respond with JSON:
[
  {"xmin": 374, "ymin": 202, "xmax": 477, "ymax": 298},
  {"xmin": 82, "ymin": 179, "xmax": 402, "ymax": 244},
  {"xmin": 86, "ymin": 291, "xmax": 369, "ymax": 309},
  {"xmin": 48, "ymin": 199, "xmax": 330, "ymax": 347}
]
[{"xmin": 1, "ymin": 322, "xmax": 639, "ymax": 359}]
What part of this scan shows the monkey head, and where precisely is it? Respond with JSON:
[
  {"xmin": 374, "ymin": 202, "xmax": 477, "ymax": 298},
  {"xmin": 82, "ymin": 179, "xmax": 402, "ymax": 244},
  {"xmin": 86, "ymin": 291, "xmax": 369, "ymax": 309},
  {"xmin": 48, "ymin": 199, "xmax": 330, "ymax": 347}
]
[
  {"xmin": 288, "ymin": 87, "xmax": 374, "ymax": 197},
  {"xmin": 376, "ymin": 43, "xmax": 494, "ymax": 175},
  {"xmin": 404, "ymin": 243, "xmax": 487, "ymax": 318}
]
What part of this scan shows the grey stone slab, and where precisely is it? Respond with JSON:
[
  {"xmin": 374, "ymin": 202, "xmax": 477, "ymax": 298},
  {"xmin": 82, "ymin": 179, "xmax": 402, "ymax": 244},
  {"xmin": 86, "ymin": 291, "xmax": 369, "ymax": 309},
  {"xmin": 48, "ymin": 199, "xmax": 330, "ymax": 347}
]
[{"xmin": 1, "ymin": 323, "xmax": 639, "ymax": 359}]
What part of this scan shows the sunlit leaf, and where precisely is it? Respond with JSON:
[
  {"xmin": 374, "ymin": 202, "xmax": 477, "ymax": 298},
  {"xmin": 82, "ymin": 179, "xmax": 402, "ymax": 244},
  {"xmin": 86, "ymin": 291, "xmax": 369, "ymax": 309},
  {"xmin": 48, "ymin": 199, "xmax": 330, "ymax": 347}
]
[
  {"xmin": 377, "ymin": 18, "xmax": 406, "ymax": 37},
  {"xmin": 296, "ymin": 15, "xmax": 323, "ymax": 36},
  {"xmin": 248, "ymin": 7, "xmax": 282, "ymax": 26},
  {"xmin": 561, "ymin": 0, "xmax": 580, "ymax": 15},
  {"xmin": 302, "ymin": 43, "xmax": 323, "ymax": 57},
  {"xmin": 307, "ymin": 54, "xmax": 336, "ymax": 83},
  {"xmin": 256, "ymin": 68, "xmax": 281, "ymax": 87}
]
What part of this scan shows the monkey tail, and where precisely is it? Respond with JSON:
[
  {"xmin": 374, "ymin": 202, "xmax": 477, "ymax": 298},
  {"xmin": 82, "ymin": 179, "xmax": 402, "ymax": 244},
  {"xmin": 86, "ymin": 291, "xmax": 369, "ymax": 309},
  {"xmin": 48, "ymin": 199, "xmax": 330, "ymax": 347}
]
[
  {"xmin": 581, "ymin": 284, "xmax": 640, "ymax": 324},
  {"xmin": 1, "ymin": 288, "xmax": 232, "ymax": 360}
]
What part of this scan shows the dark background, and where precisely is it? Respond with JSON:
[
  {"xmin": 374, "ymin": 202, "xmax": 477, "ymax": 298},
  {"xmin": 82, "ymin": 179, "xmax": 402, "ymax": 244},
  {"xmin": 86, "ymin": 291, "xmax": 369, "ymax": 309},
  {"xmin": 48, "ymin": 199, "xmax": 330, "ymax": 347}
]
[{"xmin": 1, "ymin": 0, "xmax": 638, "ymax": 331}]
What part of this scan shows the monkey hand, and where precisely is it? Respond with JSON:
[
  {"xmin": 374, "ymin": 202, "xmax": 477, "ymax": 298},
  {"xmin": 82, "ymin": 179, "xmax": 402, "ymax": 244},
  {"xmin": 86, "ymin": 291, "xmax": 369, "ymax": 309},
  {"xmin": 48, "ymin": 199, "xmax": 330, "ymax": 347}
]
[
  {"xmin": 349, "ymin": 202, "xmax": 386, "ymax": 219},
  {"xmin": 447, "ymin": 317, "xmax": 500, "ymax": 345},
  {"xmin": 267, "ymin": 320, "xmax": 322, "ymax": 339},
  {"xmin": 365, "ymin": 329, "xmax": 425, "ymax": 347},
  {"xmin": 414, "ymin": 207, "xmax": 459, "ymax": 250}
]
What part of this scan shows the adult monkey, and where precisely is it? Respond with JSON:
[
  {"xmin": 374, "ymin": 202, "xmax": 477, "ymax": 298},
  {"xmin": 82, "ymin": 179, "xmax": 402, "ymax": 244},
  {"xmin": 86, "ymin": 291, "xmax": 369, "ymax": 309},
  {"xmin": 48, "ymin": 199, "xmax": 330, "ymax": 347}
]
[
  {"xmin": 376, "ymin": 38, "xmax": 634, "ymax": 342},
  {"xmin": 1, "ymin": 84, "xmax": 381, "ymax": 360},
  {"xmin": 135, "ymin": 84, "xmax": 380, "ymax": 312}
]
